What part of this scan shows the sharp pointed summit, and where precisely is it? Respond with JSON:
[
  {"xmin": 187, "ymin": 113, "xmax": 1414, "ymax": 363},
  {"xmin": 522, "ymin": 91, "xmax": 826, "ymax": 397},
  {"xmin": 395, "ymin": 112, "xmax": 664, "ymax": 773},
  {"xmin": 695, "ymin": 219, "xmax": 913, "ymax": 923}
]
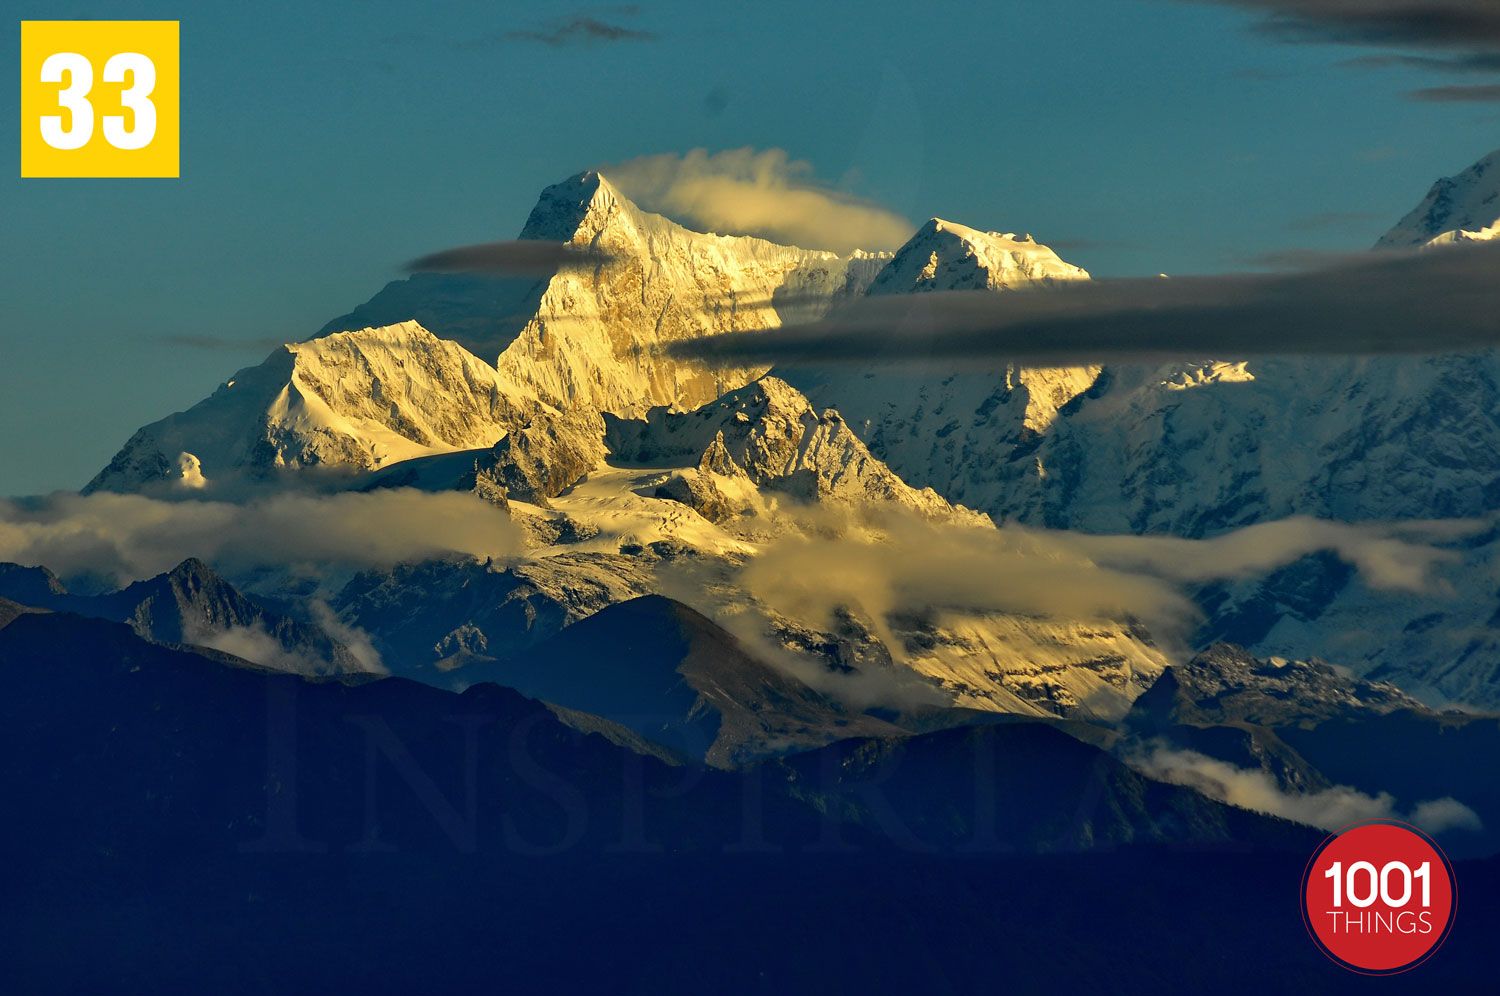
[{"xmin": 517, "ymin": 169, "xmax": 626, "ymax": 242}]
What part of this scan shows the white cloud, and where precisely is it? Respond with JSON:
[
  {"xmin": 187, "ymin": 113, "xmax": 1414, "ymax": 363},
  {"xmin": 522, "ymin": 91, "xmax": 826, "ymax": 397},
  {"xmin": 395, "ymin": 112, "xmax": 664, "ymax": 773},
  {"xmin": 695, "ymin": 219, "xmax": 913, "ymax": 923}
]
[
  {"xmin": 731, "ymin": 508, "xmax": 1461, "ymax": 663},
  {"xmin": 605, "ymin": 147, "xmax": 914, "ymax": 254},
  {"xmin": 1131, "ymin": 744, "xmax": 1483, "ymax": 834},
  {"xmin": 737, "ymin": 511, "xmax": 1197, "ymax": 657},
  {"xmin": 1039, "ymin": 515, "xmax": 1471, "ymax": 594},
  {"xmin": 189, "ymin": 621, "xmax": 328, "ymax": 675},
  {"xmin": 309, "ymin": 599, "xmax": 386, "ymax": 673}
]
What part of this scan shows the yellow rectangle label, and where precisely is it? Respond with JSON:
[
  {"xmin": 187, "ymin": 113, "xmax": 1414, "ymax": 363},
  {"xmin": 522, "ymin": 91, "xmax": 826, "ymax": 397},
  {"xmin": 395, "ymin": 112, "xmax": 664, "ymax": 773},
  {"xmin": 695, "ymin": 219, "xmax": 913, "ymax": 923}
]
[{"xmin": 20, "ymin": 20, "xmax": 180, "ymax": 178}]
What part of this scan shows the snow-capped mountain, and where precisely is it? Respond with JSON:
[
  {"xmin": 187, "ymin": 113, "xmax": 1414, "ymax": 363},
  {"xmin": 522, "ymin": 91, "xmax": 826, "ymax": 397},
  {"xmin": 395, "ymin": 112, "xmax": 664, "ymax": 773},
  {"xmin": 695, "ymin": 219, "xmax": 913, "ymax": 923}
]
[
  {"xmin": 325, "ymin": 170, "xmax": 886, "ymax": 416},
  {"xmin": 949, "ymin": 351, "xmax": 1500, "ymax": 534},
  {"xmin": 788, "ymin": 217, "xmax": 1104, "ymax": 513},
  {"xmin": 343, "ymin": 370, "xmax": 1164, "ymax": 722},
  {"xmin": 798, "ymin": 149, "xmax": 1500, "ymax": 709},
  {"xmin": 865, "ymin": 218, "xmax": 1088, "ymax": 294},
  {"xmin": 825, "ymin": 150, "xmax": 1500, "ymax": 537},
  {"xmin": 603, "ymin": 376, "xmax": 972, "ymax": 521},
  {"xmin": 87, "ymin": 321, "xmax": 535, "ymax": 492},
  {"xmin": 1377, "ymin": 148, "xmax": 1500, "ymax": 248},
  {"xmin": 89, "ymin": 172, "xmax": 890, "ymax": 493}
]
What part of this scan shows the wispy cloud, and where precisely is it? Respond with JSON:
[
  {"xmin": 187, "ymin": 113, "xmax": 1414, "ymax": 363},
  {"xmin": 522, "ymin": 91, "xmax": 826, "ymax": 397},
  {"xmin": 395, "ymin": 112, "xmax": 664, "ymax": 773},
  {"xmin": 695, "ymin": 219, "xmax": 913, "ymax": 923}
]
[
  {"xmin": 505, "ymin": 14, "xmax": 657, "ymax": 47},
  {"xmin": 1189, "ymin": 1, "xmax": 1500, "ymax": 97},
  {"xmin": 0, "ymin": 489, "xmax": 521, "ymax": 585},
  {"xmin": 404, "ymin": 240, "xmax": 616, "ymax": 276},
  {"xmin": 737, "ymin": 512, "xmax": 1196, "ymax": 658},
  {"xmin": 731, "ymin": 508, "xmax": 1461, "ymax": 661},
  {"xmin": 668, "ymin": 241, "xmax": 1500, "ymax": 366},
  {"xmin": 1410, "ymin": 82, "xmax": 1500, "ymax": 101},
  {"xmin": 1045, "ymin": 516, "xmax": 1471, "ymax": 594},
  {"xmin": 1131, "ymin": 743, "xmax": 1483, "ymax": 833},
  {"xmin": 1343, "ymin": 51, "xmax": 1500, "ymax": 74},
  {"xmin": 1284, "ymin": 210, "xmax": 1383, "ymax": 232},
  {"xmin": 1197, "ymin": 0, "xmax": 1500, "ymax": 49},
  {"xmin": 603, "ymin": 147, "xmax": 915, "ymax": 254}
]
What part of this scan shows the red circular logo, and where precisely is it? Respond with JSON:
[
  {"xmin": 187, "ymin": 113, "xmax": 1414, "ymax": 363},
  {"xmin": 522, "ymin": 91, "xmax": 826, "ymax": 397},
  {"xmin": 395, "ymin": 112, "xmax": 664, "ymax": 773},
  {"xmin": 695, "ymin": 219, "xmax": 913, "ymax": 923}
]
[{"xmin": 1302, "ymin": 820, "xmax": 1456, "ymax": 975}]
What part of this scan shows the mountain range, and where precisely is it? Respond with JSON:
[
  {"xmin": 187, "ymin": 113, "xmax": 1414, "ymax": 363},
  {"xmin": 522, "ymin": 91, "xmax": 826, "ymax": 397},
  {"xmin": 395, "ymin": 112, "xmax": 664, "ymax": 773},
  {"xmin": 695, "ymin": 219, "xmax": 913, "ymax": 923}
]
[
  {"xmin": 7, "ymin": 147, "xmax": 1500, "ymax": 993},
  {"xmin": 19, "ymin": 599, "xmax": 1492, "ymax": 994},
  {"xmin": 7, "ymin": 148, "xmax": 1500, "ymax": 868},
  {"xmin": 64, "ymin": 149, "xmax": 1500, "ymax": 719}
]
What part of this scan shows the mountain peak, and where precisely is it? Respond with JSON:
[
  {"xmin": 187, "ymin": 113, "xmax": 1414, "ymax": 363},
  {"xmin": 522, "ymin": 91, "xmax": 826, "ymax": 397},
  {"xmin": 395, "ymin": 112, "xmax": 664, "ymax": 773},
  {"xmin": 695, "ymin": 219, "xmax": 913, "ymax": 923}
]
[
  {"xmin": 518, "ymin": 170, "xmax": 627, "ymax": 243},
  {"xmin": 1377, "ymin": 148, "xmax": 1500, "ymax": 249},
  {"xmin": 868, "ymin": 216, "xmax": 1088, "ymax": 295},
  {"xmin": 165, "ymin": 557, "xmax": 216, "ymax": 582},
  {"xmin": 0, "ymin": 563, "xmax": 68, "ymax": 603},
  {"xmin": 1129, "ymin": 643, "xmax": 1426, "ymax": 730},
  {"xmin": 86, "ymin": 320, "xmax": 533, "ymax": 493},
  {"xmin": 605, "ymin": 375, "xmax": 974, "ymax": 520},
  {"xmin": 921, "ymin": 217, "xmax": 1034, "ymax": 244}
]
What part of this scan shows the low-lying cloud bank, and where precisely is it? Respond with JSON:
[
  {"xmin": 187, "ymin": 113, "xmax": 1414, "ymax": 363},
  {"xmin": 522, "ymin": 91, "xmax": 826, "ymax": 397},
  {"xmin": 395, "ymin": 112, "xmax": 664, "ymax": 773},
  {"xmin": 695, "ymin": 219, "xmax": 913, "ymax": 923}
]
[
  {"xmin": 0, "ymin": 489, "xmax": 522, "ymax": 585},
  {"xmin": 739, "ymin": 515, "xmax": 1196, "ymax": 654},
  {"xmin": 736, "ymin": 509, "xmax": 1462, "ymax": 657},
  {"xmin": 1132, "ymin": 744, "xmax": 1483, "ymax": 834},
  {"xmin": 669, "ymin": 240, "xmax": 1500, "ymax": 365},
  {"xmin": 604, "ymin": 147, "xmax": 914, "ymax": 255}
]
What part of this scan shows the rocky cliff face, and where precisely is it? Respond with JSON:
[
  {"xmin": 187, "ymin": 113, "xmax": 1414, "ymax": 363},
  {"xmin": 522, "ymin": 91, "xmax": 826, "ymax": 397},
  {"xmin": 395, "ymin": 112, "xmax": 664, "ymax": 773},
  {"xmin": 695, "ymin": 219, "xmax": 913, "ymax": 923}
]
[{"xmin": 604, "ymin": 376, "xmax": 971, "ymax": 521}]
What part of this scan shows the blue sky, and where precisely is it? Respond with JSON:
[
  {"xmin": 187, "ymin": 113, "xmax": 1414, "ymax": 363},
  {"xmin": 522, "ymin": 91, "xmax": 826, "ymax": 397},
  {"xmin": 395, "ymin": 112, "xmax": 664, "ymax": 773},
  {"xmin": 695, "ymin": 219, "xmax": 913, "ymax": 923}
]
[{"xmin": 3, "ymin": 0, "xmax": 1497, "ymax": 494}]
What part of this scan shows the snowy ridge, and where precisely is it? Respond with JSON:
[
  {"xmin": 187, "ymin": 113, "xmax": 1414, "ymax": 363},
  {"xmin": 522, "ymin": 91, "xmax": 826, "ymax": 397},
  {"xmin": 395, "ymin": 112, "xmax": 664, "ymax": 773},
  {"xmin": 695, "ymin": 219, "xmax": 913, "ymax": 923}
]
[
  {"xmin": 87, "ymin": 321, "xmax": 536, "ymax": 492},
  {"xmin": 942, "ymin": 352, "xmax": 1500, "ymax": 535},
  {"xmin": 1376, "ymin": 148, "xmax": 1500, "ymax": 248},
  {"xmin": 94, "ymin": 173, "xmax": 889, "ymax": 493},
  {"xmin": 790, "ymin": 215, "xmax": 1103, "ymax": 509},
  {"xmin": 817, "ymin": 150, "xmax": 1500, "ymax": 538},
  {"xmin": 867, "ymin": 217, "xmax": 1089, "ymax": 294},
  {"xmin": 605, "ymin": 376, "xmax": 976, "ymax": 522},
  {"xmin": 493, "ymin": 171, "xmax": 885, "ymax": 415},
  {"xmin": 326, "ymin": 171, "xmax": 884, "ymax": 416}
]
